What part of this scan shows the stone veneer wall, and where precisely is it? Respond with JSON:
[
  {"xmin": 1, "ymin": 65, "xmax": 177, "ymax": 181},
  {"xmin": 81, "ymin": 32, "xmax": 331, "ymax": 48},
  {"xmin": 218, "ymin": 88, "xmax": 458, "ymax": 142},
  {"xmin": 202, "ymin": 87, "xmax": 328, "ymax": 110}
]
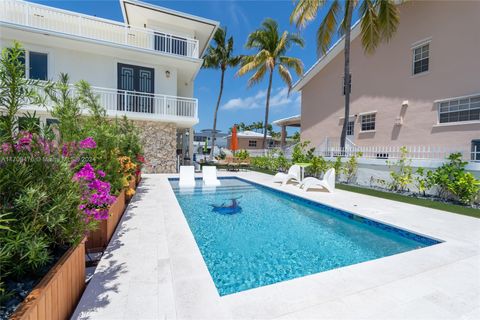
[{"xmin": 132, "ymin": 121, "xmax": 177, "ymax": 173}]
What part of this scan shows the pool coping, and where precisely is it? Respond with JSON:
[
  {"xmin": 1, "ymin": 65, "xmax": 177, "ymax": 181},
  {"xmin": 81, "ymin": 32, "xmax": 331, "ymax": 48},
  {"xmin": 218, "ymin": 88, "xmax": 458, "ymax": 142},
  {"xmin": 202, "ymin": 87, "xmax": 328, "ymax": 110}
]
[{"xmin": 73, "ymin": 171, "xmax": 480, "ymax": 319}]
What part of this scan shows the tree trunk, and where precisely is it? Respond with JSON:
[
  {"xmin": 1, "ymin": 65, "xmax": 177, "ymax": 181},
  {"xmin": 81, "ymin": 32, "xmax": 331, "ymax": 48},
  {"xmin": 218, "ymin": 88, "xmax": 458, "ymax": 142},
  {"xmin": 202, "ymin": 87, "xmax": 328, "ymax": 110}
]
[
  {"xmin": 340, "ymin": 0, "xmax": 354, "ymax": 154},
  {"xmin": 263, "ymin": 70, "xmax": 274, "ymax": 149},
  {"xmin": 210, "ymin": 68, "xmax": 225, "ymax": 159}
]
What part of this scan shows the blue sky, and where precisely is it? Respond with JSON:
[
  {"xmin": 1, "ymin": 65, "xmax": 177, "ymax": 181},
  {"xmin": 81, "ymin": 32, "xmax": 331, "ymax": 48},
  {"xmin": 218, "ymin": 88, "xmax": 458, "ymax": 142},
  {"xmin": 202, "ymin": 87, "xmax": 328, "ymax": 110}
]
[{"xmin": 30, "ymin": 0, "xmax": 333, "ymax": 134}]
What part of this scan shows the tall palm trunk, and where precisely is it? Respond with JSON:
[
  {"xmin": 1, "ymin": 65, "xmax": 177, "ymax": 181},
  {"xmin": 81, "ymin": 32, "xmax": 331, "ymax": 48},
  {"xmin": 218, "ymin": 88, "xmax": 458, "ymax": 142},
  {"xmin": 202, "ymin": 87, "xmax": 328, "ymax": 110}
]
[
  {"xmin": 340, "ymin": 0, "xmax": 354, "ymax": 153},
  {"xmin": 210, "ymin": 68, "xmax": 225, "ymax": 159},
  {"xmin": 263, "ymin": 69, "xmax": 274, "ymax": 149}
]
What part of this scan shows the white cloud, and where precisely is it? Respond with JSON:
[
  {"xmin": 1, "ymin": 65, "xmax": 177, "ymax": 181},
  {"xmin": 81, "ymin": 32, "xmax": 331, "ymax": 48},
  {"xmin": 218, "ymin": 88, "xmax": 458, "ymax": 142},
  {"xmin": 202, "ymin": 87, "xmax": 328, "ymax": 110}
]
[{"xmin": 221, "ymin": 87, "xmax": 300, "ymax": 111}]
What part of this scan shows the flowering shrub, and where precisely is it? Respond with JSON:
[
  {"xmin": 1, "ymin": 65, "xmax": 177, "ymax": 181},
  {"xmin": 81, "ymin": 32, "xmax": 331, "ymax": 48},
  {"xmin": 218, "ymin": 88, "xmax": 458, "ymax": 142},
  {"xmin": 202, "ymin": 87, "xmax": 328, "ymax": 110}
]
[
  {"xmin": 74, "ymin": 163, "xmax": 116, "ymax": 220},
  {"xmin": 118, "ymin": 156, "xmax": 137, "ymax": 197}
]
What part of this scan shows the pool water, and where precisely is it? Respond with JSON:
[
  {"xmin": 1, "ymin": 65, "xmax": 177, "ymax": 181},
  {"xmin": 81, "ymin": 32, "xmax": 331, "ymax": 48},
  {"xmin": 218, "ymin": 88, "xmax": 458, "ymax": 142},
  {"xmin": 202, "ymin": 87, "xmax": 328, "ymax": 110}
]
[{"xmin": 170, "ymin": 177, "xmax": 440, "ymax": 296}]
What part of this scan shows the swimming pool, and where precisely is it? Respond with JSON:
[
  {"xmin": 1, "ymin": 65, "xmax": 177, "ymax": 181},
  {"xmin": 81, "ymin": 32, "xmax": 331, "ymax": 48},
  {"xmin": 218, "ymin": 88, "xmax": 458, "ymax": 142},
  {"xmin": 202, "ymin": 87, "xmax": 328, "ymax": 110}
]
[{"xmin": 169, "ymin": 177, "xmax": 441, "ymax": 296}]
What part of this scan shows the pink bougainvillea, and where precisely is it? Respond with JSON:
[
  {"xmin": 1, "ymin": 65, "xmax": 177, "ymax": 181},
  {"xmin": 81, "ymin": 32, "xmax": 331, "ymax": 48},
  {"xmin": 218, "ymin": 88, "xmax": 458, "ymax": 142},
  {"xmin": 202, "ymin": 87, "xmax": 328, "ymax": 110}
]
[
  {"xmin": 74, "ymin": 162, "xmax": 116, "ymax": 220},
  {"xmin": 79, "ymin": 137, "xmax": 97, "ymax": 149}
]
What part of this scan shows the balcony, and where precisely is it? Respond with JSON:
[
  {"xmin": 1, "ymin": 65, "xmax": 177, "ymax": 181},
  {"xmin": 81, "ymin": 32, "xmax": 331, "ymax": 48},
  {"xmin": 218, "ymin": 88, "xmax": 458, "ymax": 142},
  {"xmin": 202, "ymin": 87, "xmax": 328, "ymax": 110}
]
[
  {"xmin": 0, "ymin": 0, "xmax": 200, "ymax": 59},
  {"xmin": 28, "ymin": 85, "xmax": 198, "ymax": 126}
]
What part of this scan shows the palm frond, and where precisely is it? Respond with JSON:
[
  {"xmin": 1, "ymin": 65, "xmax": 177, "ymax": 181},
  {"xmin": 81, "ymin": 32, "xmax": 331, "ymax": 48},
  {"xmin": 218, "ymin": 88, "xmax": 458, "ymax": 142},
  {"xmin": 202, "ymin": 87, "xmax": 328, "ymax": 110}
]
[
  {"xmin": 377, "ymin": 0, "xmax": 401, "ymax": 41},
  {"xmin": 278, "ymin": 64, "xmax": 293, "ymax": 93},
  {"xmin": 360, "ymin": 0, "xmax": 380, "ymax": 54},
  {"xmin": 247, "ymin": 65, "xmax": 267, "ymax": 88},
  {"xmin": 290, "ymin": 0, "xmax": 325, "ymax": 29},
  {"xmin": 236, "ymin": 50, "xmax": 269, "ymax": 77},
  {"xmin": 316, "ymin": 0, "xmax": 340, "ymax": 55},
  {"xmin": 279, "ymin": 56, "xmax": 304, "ymax": 77}
]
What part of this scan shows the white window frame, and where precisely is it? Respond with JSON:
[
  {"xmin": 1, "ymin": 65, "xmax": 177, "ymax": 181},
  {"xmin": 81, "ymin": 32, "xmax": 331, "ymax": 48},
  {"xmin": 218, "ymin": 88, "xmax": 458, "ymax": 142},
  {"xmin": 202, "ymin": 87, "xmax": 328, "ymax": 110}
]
[
  {"xmin": 359, "ymin": 112, "xmax": 376, "ymax": 132},
  {"xmin": 435, "ymin": 93, "xmax": 480, "ymax": 125},
  {"xmin": 412, "ymin": 40, "xmax": 430, "ymax": 76}
]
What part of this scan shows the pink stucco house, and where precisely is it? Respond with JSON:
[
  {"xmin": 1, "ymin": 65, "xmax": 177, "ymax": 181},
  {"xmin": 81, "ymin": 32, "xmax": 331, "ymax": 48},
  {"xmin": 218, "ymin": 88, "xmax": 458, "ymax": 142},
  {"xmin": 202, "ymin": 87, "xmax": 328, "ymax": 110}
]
[{"xmin": 292, "ymin": 1, "xmax": 480, "ymax": 160}]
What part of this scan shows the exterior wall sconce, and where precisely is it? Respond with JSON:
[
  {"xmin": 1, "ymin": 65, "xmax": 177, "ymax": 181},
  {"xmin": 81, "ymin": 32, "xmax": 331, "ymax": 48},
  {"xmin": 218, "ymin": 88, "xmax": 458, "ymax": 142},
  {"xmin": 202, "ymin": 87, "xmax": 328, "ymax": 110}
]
[
  {"xmin": 165, "ymin": 70, "xmax": 170, "ymax": 78},
  {"xmin": 402, "ymin": 100, "xmax": 409, "ymax": 107}
]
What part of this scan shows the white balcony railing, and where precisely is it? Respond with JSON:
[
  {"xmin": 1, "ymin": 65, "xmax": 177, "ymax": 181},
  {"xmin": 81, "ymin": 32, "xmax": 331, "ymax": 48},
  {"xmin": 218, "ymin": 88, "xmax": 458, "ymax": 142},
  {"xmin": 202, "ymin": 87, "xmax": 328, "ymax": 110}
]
[
  {"xmin": 29, "ymin": 84, "xmax": 198, "ymax": 122},
  {"xmin": 0, "ymin": 0, "xmax": 199, "ymax": 58},
  {"xmin": 94, "ymin": 87, "xmax": 198, "ymax": 120}
]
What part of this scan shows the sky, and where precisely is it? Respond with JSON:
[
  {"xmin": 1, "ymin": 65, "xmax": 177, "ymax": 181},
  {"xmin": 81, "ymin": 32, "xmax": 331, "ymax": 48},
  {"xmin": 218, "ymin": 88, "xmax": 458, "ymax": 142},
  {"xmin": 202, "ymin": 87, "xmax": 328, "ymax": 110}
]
[{"xmin": 29, "ymin": 0, "xmax": 334, "ymax": 134}]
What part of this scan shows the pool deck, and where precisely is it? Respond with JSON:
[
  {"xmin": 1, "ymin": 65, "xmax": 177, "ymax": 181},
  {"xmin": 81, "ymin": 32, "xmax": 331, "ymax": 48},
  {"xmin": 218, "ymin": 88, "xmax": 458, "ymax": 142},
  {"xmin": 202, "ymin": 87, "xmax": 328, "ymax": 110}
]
[{"xmin": 72, "ymin": 171, "xmax": 480, "ymax": 319}]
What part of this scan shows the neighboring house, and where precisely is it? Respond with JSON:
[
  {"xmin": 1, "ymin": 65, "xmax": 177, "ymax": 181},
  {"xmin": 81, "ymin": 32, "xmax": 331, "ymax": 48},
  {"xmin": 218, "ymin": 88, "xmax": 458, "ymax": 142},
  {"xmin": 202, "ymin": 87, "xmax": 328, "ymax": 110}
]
[
  {"xmin": 226, "ymin": 130, "xmax": 276, "ymax": 150},
  {"xmin": 293, "ymin": 1, "xmax": 480, "ymax": 161},
  {"xmin": 0, "ymin": 0, "xmax": 218, "ymax": 172},
  {"xmin": 193, "ymin": 129, "xmax": 228, "ymax": 148},
  {"xmin": 192, "ymin": 129, "xmax": 227, "ymax": 159}
]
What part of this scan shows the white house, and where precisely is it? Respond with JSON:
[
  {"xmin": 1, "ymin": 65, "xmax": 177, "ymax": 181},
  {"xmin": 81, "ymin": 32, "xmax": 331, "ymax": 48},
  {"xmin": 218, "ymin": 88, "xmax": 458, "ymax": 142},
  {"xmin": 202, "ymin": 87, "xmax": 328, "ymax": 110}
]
[{"xmin": 0, "ymin": 0, "xmax": 219, "ymax": 172}]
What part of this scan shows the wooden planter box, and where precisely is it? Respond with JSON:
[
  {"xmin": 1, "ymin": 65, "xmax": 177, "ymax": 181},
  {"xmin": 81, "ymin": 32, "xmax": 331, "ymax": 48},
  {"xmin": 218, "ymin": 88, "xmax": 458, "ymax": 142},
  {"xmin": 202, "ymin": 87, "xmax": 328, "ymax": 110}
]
[
  {"xmin": 10, "ymin": 239, "xmax": 86, "ymax": 320},
  {"xmin": 85, "ymin": 190, "xmax": 126, "ymax": 252},
  {"xmin": 135, "ymin": 171, "xmax": 141, "ymax": 186}
]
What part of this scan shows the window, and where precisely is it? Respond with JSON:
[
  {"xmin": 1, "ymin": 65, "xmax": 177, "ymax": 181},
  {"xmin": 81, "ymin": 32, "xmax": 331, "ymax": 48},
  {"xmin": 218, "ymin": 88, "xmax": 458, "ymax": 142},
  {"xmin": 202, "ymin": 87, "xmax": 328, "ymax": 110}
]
[
  {"xmin": 46, "ymin": 118, "xmax": 59, "ymax": 127},
  {"xmin": 413, "ymin": 43, "xmax": 429, "ymax": 75},
  {"xmin": 29, "ymin": 52, "xmax": 48, "ymax": 80},
  {"xmin": 360, "ymin": 113, "xmax": 376, "ymax": 132},
  {"xmin": 438, "ymin": 95, "xmax": 480, "ymax": 123},
  {"xmin": 346, "ymin": 120, "xmax": 354, "ymax": 136},
  {"xmin": 472, "ymin": 140, "xmax": 480, "ymax": 161},
  {"xmin": 248, "ymin": 140, "xmax": 257, "ymax": 147}
]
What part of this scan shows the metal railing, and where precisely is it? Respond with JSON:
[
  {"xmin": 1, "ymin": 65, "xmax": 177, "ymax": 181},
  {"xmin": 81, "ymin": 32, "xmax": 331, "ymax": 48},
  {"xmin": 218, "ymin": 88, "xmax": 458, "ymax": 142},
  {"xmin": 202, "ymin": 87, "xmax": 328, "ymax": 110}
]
[
  {"xmin": 93, "ymin": 87, "xmax": 198, "ymax": 119},
  {"xmin": 31, "ymin": 84, "xmax": 198, "ymax": 120},
  {"xmin": 0, "ymin": 0, "xmax": 199, "ymax": 58}
]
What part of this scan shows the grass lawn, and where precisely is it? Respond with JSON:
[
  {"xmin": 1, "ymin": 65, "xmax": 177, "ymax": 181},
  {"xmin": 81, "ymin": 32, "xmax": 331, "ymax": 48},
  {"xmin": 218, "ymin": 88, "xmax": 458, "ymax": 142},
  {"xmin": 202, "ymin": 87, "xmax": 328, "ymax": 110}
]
[{"xmin": 246, "ymin": 167, "xmax": 479, "ymax": 219}]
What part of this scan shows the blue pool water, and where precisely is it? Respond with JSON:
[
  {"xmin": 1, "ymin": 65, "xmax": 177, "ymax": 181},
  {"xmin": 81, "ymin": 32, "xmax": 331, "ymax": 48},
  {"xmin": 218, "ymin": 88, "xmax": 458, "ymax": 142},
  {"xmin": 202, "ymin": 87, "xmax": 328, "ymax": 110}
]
[{"xmin": 170, "ymin": 177, "xmax": 440, "ymax": 296}]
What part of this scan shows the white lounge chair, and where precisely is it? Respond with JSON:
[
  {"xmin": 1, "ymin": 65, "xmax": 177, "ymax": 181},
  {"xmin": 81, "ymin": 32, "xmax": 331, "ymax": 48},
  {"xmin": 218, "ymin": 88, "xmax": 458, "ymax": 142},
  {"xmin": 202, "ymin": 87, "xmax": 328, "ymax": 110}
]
[
  {"xmin": 179, "ymin": 165, "xmax": 196, "ymax": 188},
  {"xmin": 300, "ymin": 168, "xmax": 336, "ymax": 193},
  {"xmin": 202, "ymin": 166, "xmax": 221, "ymax": 187},
  {"xmin": 273, "ymin": 165, "xmax": 301, "ymax": 186}
]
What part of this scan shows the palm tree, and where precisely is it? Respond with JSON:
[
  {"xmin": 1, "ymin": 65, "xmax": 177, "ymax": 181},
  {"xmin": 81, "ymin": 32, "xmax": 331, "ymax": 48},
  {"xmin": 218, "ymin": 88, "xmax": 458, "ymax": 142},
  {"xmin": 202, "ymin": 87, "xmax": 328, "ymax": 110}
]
[
  {"xmin": 291, "ymin": 0, "xmax": 401, "ymax": 151},
  {"xmin": 237, "ymin": 18, "xmax": 304, "ymax": 149},
  {"xmin": 202, "ymin": 27, "xmax": 241, "ymax": 159}
]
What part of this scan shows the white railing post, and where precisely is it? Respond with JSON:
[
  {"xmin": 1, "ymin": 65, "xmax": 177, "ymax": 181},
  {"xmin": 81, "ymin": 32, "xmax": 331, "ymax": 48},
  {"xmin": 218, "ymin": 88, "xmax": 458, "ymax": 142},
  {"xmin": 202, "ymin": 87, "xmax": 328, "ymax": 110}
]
[
  {"xmin": 123, "ymin": 91, "xmax": 127, "ymax": 112},
  {"xmin": 25, "ymin": 2, "xmax": 30, "ymax": 26}
]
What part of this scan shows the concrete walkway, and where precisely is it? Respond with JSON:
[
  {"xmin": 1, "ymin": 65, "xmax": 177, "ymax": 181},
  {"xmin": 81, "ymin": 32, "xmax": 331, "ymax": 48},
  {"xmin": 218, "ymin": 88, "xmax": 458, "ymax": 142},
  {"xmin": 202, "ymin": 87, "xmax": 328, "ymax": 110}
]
[{"xmin": 72, "ymin": 172, "xmax": 480, "ymax": 319}]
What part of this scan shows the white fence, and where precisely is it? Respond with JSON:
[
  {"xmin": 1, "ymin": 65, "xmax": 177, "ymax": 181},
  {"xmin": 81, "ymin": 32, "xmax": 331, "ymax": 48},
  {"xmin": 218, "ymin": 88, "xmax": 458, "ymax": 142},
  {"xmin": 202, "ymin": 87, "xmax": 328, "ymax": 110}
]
[
  {"xmin": 0, "ymin": 0, "xmax": 199, "ymax": 58},
  {"xmin": 246, "ymin": 143, "xmax": 479, "ymax": 163},
  {"xmin": 316, "ymin": 144, "xmax": 478, "ymax": 162}
]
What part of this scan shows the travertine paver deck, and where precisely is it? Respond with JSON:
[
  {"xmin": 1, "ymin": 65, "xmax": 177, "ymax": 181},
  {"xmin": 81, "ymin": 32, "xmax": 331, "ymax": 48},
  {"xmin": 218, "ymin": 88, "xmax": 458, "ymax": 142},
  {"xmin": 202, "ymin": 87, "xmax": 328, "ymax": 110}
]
[{"xmin": 72, "ymin": 171, "xmax": 480, "ymax": 320}]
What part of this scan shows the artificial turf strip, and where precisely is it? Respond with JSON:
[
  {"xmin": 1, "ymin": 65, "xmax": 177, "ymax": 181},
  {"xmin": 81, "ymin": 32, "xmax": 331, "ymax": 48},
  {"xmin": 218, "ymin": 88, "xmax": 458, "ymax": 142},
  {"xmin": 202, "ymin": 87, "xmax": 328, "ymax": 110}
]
[{"xmin": 336, "ymin": 183, "xmax": 479, "ymax": 218}]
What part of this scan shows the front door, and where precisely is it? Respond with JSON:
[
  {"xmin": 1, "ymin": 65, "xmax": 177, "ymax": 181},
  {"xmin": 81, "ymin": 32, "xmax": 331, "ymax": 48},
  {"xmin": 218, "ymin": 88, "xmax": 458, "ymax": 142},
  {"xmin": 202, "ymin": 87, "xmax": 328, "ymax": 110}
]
[{"xmin": 117, "ymin": 63, "xmax": 154, "ymax": 113}]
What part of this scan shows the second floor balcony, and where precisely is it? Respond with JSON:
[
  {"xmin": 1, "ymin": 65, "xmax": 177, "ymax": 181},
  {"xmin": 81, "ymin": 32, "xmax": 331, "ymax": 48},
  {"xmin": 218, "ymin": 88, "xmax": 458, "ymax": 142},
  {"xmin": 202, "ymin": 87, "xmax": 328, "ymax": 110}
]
[
  {"xmin": 0, "ymin": 0, "xmax": 200, "ymax": 59},
  {"xmin": 26, "ymin": 85, "xmax": 199, "ymax": 127}
]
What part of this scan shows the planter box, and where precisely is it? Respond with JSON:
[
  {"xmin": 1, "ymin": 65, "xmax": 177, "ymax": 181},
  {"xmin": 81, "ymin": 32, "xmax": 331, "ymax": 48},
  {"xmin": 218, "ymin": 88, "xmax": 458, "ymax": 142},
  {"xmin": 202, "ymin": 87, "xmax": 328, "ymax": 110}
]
[
  {"xmin": 86, "ymin": 190, "xmax": 126, "ymax": 252},
  {"xmin": 136, "ymin": 171, "xmax": 141, "ymax": 186},
  {"xmin": 10, "ymin": 239, "xmax": 86, "ymax": 320}
]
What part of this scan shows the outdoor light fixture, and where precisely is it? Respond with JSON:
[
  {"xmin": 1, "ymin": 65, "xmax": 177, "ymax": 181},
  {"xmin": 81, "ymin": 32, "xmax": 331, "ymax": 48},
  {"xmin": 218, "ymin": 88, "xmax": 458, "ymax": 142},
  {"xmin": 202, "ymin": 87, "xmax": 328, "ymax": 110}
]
[
  {"xmin": 402, "ymin": 100, "xmax": 409, "ymax": 107},
  {"xmin": 165, "ymin": 70, "xmax": 170, "ymax": 78}
]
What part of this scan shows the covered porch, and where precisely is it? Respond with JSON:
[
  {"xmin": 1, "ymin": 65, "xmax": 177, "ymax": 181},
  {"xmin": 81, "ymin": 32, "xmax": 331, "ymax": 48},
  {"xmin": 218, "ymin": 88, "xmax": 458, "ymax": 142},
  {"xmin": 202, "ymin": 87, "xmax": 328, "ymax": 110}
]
[{"xmin": 272, "ymin": 114, "xmax": 301, "ymax": 148}]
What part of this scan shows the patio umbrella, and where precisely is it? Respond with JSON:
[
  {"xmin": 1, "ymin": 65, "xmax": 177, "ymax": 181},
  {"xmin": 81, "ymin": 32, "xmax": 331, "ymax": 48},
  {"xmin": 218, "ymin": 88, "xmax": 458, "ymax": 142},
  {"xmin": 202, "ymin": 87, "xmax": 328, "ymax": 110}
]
[{"xmin": 231, "ymin": 125, "xmax": 238, "ymax": 154}]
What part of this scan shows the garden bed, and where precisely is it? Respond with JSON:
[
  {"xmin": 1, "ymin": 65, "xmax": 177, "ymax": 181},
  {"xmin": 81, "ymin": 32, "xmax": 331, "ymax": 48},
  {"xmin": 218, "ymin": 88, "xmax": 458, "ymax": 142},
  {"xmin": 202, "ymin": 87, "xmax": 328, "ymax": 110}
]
[
  {"xmin": 7, "ymin": 239, "xmax": 86, "ymax": 320},
  {"xmin": 245, "ymin": 166, "xmax": 479, "ymax": 218},
  {"xmin": 85, "ymin": 190, "xmax": 126, "ymax": 252}
]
